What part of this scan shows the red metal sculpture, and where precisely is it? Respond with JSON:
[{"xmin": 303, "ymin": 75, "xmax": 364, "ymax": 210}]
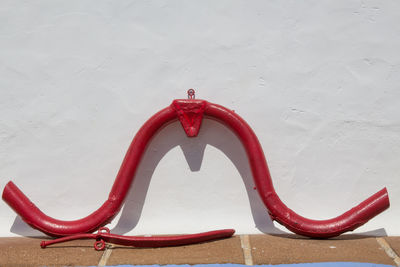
[{"xmin": 2, "ymin": 90, "xmax": 390, "ymax": 241}]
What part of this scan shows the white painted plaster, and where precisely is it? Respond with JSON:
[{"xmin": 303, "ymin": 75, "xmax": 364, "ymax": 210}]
[{"xmin": 0, "ymin": 0, "xmax": 399, "ymax": 237}]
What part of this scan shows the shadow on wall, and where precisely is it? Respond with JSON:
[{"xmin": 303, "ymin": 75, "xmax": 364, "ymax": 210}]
[
  {"xmin": 110, "ymin": 119, "xmax": 284, "ymax": 235},
  {"xmin": 10, "ymin": 119, "xmax": 387, "ymax": 238},
  {"xmin": 10, "ymin": 118, "xmax": 282, "ymax": 236}
]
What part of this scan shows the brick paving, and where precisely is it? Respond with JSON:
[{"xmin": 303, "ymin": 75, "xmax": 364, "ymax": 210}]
[{"xmin": 0, "ymin": 235, "xmax": 398, "ymax": 266}]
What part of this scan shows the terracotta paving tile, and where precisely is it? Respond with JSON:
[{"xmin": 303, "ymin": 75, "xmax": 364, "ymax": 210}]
[
  {"xmin": 0, "ymin": 235, "xmax": 397, "ymax": 266},
  {"xmin": 107, "ymin": 236, "xmax": 244, "ymax": 265},
  {"xmin": 0, "ymin": 237, "xmax": 102, "ymax": 267},
  {"xmin": 249, "ymin": 234, "xmax": 394, "ymax": 265},
  {"xmin": 385, "ymin": 237, "xmax": 400, "ymax": 256}
]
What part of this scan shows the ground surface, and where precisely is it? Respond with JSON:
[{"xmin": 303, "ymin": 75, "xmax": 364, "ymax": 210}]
[{"xmin": 0, "ymin": 234, "xmax": 399, "ymax": 266}]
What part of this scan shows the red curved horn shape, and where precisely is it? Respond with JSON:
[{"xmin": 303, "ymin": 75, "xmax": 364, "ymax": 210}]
[{"xmin": 2, "ymin": 97, "xmax": 390, "ymax": 238}]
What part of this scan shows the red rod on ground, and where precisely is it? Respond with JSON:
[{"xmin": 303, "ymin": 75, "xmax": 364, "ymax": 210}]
[{"xmin": 40, "ymin": 228, "xmax": 235, "ymax": 250}]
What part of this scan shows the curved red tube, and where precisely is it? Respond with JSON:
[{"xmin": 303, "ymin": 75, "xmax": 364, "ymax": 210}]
[
  {"xmin": 2, "ymin": 98, "xmax": 390, "ymax": 238},
  {"xmin": 2, "ymin": 106, "xmax": 177, "ymax": 237},
  {"xmin": 40, "ymin": 228, "xmax": 235, "ymax": 250},
  {"xmin": 205, "ymin": 102, "xmax": 389, "ymax": 238}
]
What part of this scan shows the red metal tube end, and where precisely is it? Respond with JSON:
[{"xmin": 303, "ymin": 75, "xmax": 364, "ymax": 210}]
[
  {"xmin": 2, "ymin": 181, "xmax": 49, "ymax": 235},
  {"xmin": 40, "ymin": 241, "xmax": 47, "ymax": 249},
  {"xmin": 341, "ymin": 187, "xmax": 390, "ymax": 234},
  {"xmin": 2, "ymin": 181, "xmax": 35, "ymax": 215},
  {"xmin": 2, "ymin": 181, "xmax": 28, "ymax": 209},
  {"xmin": 220, "ymin": 229, "xmax": 235, "ymax": 237},
  {"xmin": 359, "ymin": 187, "xmax": 390, "ymax": 216},
  {"xmin": 2, "ymin": 181, "xmax": 16, "ymax": 201},
  {"xmin": 368, "ymin": 187, "xmax": 390, "ymax": 214},
  {"xmin": 382, "ymin": 187, "xmax": 389, "ymax": 206}
]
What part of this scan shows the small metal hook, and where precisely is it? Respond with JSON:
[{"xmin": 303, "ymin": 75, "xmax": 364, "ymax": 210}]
[
  {"xmin": 94, "ymin": 227, "xmax": 110, "ymax": 250},
  {"xmin": 94, "ymin": 239, "xmax": 106, "ymax": 251},
  {"xmin": 187, "ymin": 89, "xmax": 195, "ymax": 99}
]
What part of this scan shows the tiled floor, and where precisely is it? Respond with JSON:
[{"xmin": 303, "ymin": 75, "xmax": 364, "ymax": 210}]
[{"xmin": 0, "ymin": 235, "xmax": 399, "ymax": 266}]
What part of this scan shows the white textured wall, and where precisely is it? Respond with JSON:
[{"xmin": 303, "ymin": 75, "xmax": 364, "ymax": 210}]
[{"xmin": 0, "ymin": 1, "xmax": 399, "ymax": 237}]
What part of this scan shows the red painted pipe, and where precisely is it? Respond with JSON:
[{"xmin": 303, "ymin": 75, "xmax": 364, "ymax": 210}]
[
  {"xmin": 205, "ymin": 101, "xmax": 389, "ymax": 238},
  {"xmin": 2, "ymin": 97, "xmax": 390, "ymax": 238},
  {"xmin": 40, "ymin": 227, "xmax": 235, "ymax": 250}
]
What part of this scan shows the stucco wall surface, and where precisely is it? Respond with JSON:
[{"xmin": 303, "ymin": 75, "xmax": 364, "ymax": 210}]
[{"xmin": 0, "ymin": 0, "xmax": 399, "ymax": 237}]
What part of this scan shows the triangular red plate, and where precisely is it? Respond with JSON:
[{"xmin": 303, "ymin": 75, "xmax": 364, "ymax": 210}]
[{"xmin": 172, "ymin": 99, "xmax": 206, "ymax": 137}]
